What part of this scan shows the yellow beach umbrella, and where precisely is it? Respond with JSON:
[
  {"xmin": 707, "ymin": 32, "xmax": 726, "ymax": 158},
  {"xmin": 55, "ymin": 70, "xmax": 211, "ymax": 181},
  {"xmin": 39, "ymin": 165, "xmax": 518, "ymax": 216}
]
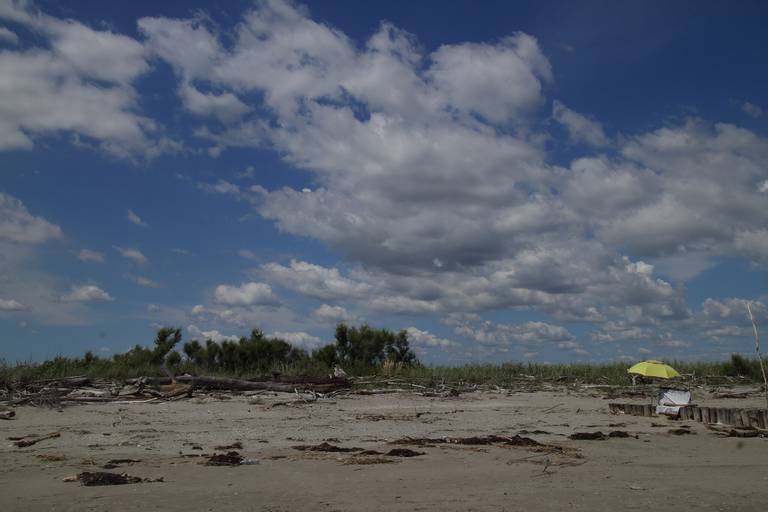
[{"xmin": 627, "ymin": 360, "xmax": 680, "ymax": 379}]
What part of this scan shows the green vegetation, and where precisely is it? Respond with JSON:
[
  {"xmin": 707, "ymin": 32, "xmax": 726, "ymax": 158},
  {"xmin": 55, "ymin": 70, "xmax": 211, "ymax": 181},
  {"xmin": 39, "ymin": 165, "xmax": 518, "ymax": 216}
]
[
  {"xmin": 1, "ymin": 326, "xmax": 766, "ymax": 387},
  {"xmin": 0, "ymin": 324, "xmax": 419, "ymax": 384}
]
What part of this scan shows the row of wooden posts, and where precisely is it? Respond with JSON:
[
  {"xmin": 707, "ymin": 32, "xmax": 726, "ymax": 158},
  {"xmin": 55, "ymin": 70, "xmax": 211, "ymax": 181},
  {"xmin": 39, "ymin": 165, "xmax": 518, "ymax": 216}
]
[{"xmin": 608, "ymin": 402, "xmax": 768, "ymax": 429}]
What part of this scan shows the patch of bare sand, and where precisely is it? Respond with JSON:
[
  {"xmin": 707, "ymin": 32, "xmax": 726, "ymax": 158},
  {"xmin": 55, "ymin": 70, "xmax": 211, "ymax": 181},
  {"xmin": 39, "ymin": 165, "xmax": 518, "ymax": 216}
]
[{"xmin": 1, "ymin": 391, "xmax": 767, "ymax": 511}]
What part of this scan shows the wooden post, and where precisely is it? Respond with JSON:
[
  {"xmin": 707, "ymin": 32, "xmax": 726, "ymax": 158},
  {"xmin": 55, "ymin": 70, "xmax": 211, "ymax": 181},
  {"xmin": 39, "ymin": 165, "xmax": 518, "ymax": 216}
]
[
  {"xmin": 746, "ymin": 302, "xmax": 768, "ymax": 410},
  {"xmin": 739, "ymin": 409, "xmax": 750, "ymax": 428}
]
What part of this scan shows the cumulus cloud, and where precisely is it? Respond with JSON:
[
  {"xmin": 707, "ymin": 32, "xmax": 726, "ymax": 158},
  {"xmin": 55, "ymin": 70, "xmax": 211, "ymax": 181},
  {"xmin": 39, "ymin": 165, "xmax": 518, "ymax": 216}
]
[
  {"xmin": 61, "ymin": 285, "xmax": 113, "ymax": 302},
  {"xmin": 0, "ymin": 192, "xmax": 62, "ymax": 244},
  {"xmin": 405, "ymin": 327, "xmax": 458, "ymax": 349},
  {"xmin": 552, "ymin": 100, "xmax": 610, "ymax": 147},
  {"xmin": 213, "ymin": 282, "xmax": 279, "ymax": 307},
  {"xmin": 127, "ymin": 209, "xmax": 147, "ymax": 226},
  {"xmin": 186, "ymin": 324, "xmax": 239, "ymax": 343},
  {"xmin": 269, "ymin": 331, "xmax": 323, "ymax": 349},
  {"xmin": 133, "ymin": 276, "xmax": 161, "ymax": 288},
  {"xmin": 313, "ymin": 304, "xmax": 353, "ymax": 323},
  {"xmin": 238, "ymin": 249, "xmax": 259, "ymax": 261},
  {"xmin": 114, "ymin": 246, "xmax": 148, "ymax": 265},
  {"xmin": 77, "ymin": 249, "xmax": 104, "ymax": 263},
  {"xmin": 444, "ymin": 313, "xmax": 574, "ymax": 353},
  {"xmin": 199, "ymin": 179, "xmax": 241, "ymax": 196},
  {"xmin": 0, "ymin": 2, "xmax": 172, "ymax": 156},
  {"xmin": 0, "ymin": 25, "xmax": 18, "ymax": 44},
  {"xmin": 0, "ymin": 298, "xmax": 27, "ymax": 311},
  {"xmin": 742, "ymin": 102, "xmax": 763, "ymax": 118},
  {"xmin": 259, "ymin": 260, "xmax": 371, "ymax": 300}
]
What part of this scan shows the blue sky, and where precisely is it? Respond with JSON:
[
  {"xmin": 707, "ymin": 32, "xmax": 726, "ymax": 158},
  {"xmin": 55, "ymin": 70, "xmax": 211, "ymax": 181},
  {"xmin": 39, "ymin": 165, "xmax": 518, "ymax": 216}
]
[{"xmin": 1, "ymin": 0, "xmax": 767, "ymax": 364}]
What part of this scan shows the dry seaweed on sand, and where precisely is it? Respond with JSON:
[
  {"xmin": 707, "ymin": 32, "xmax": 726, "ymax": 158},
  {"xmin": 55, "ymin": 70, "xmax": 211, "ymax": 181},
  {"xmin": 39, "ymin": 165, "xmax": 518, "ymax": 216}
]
[
  {"xmin": 568, "ymin": 431, "xmax": 636, "ymax": 440},
  {"xmin": 205, "ymin": 451, "xmax": 245, "ymax": 466},
  {"xmin": 391, "ymin": 434, "xmax": 544, "ymax": 447},
  {"xmin": 343, "ymin": 456, "xmax": 395, "ymax": 465},
  {"xmin": 385, "ymin": 448, "xmax": 425, "ymax": 457},
  {"xmin": 214, "ymin": 441, "xmax": 243, "ymax": 450},
  {"xmin": 36, "ymin": 454, "xmax": 66, "ymax": 462},
  {"xmin": 292, "ymin": 442, "xmax": 363, "ymax": 453},
  {"xmin": 103, "ymin": 458, "xmax": 141, "ymax": 469},
  {"xmin": 569, "ymin": 431, "xmax": 606, "ymax": 440},
  {"xmin": 74, "ymin": 471, "xmax": 163, "ymax": 486}
]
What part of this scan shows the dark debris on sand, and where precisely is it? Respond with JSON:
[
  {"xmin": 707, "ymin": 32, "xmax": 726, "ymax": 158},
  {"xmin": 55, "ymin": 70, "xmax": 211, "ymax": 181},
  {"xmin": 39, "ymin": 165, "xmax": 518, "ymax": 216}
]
[
  {"xmin": 205, "ymin": 451, "xmax": 244, "ymax": 466},
  {"xmin": 76, "ymin": 471, "xmax": 162, "ymax": 486}
]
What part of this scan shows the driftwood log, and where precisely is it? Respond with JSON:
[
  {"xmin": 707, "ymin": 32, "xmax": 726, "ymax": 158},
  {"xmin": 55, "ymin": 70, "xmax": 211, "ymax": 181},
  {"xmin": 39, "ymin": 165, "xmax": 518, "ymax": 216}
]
[{"xmin": 174, "ymin": 375, "xmax": 350, "ymax": 393}]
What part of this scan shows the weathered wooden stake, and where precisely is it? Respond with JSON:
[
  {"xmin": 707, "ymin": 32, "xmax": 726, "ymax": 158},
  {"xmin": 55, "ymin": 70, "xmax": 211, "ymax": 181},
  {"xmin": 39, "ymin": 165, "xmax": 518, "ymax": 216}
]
[{"xmin": 746, "ymin": 301, "xmax": 768, "ymax": 410}]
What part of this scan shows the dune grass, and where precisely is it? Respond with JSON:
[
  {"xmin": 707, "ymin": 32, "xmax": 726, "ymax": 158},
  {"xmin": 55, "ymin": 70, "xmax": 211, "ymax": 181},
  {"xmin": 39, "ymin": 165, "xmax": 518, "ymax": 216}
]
[{"xmin": 2, "ymin": 353, "xmax": 766, "ymax": 389}]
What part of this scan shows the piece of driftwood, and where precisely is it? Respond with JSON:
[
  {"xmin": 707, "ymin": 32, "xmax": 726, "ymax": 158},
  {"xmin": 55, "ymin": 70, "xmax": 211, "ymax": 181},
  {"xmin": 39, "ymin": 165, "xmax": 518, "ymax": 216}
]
[
  {"xmin": 0, "ymin": 410, "xmax": 15, "ymax": 420},
  {"xmin": 14, "ymin": 431, "xmax": 61, "ymax": 448},
  {"xmin": 175, "ymin": 375, "xmax": 349, "ymax": 393},
  {"xmin": 28, "ymin": 376, "xmax": 91, "ymax": 388}
]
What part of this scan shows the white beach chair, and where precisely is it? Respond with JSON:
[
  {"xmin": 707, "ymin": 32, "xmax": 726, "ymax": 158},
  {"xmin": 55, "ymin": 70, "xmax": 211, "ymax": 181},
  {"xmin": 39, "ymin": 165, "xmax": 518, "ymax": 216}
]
[{"xmin": 656, "ymin": 388, "xmax": 692, "ymax": 417}]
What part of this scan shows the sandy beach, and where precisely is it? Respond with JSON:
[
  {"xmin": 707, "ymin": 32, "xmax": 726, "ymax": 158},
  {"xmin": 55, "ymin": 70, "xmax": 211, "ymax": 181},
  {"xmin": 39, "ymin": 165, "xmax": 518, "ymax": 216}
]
[{"xmin": 1, "ymin": 389, "xmax": 767, "ymax": 511}]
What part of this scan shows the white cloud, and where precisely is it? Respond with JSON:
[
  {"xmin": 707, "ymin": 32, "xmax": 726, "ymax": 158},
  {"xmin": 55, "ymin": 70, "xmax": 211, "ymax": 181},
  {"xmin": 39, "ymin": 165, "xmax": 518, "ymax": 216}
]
[
  {"xmin": 200, "ymin": 179, "xmax": 241, "ymax": 195},
  {"xmin": 133, "ymin": 276, "xmax": 161, "ymax": 288},
  {"xmin": 127, "ymin": 209, "xmax": 147, "ymax": 226},
  {"xmin": 213, "ymin": 282, "xmax": 279, "ymax": 307},
  {"xmin": 146, "ymin": 303, "xmax": 161, "ymax": 313},
  {"xmin": 186, "ymin": 324, "xmax": 239, "ymax": 343},
  {"xmin": 237, "ymin": 250, "xmax": 258, "ymax": 261},
  {"xmin": 0, "ymin": 192, "xmax": 62, "ymax": 243},
  {"xmin": 77, "ymin": 249, "xmax": 104, "ymax": 263},
  {"xmin": 552, "ymin": 100, "xmax": 610, "ymax": 147},
  {"xmin": 259, "ymin": 260, "xmax": 372, "ymax": 300},
  {"xmin": 312, "ymin": 304, "xmax": 352, "ymax": 323},
  {"xmin": 190, "ymin": 304, "xmax": 207, "ymax": 316},
  {"xmin": 0, "ymin": 298, "xmax": 27, "ymax": 311},
  {"xmin": 114, "ymin": 246, "xmax": 148, "ymax": 265},
  {"xmin": 269, "ymin": 331, "xmax": 323, "ymax": 349},
  {"xmin": 428, "ymin": 33, "xmax": 551, "ymax": 123},
  {"xmin": 742, "ymin": 102, "xmax": 763, "ymax": 118},
  {"xmin": 0, "ymin": 2, "xmax": 172, "ymax": 156},
  {"xmin": 444, "ymin": 313, "xmax": 574, "ymax": 352},
  {"xmin": 61, "ymin": 285, "xmax": 113, "ymax": 302},
  {"xmin": 179, "ymin": 83, "xmax": 250, "ymax": 123},
  {"xmin": 0, "ymin": 26, "xmax": 18, "ymax": 44},
  {"xmin": 405, "ymin": 327, "xmax": 457, "ymax": 349}
]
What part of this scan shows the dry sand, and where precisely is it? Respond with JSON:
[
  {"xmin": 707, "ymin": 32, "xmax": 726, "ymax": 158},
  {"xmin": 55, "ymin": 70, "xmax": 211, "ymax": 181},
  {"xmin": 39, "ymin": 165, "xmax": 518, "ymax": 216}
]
[{"xmin": 2, "ymin": 389, "xmax": 767, "ymax": 511}]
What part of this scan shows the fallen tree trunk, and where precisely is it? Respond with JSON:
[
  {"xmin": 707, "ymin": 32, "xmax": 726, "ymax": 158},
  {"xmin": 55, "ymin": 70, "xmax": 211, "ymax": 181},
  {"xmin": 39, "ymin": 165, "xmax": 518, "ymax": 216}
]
[
  {"xmin": 28, "ymin": 376, "xmax": 91, "ymax": 388},
  {"xmin": 174, "ymin": 375, "xmax": 349, "ymax": 393}
]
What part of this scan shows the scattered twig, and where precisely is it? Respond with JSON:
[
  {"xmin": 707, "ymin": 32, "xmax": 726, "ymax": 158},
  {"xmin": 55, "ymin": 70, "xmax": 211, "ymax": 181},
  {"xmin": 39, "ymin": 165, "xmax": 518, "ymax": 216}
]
[{"xmin": 13, "ymin": 431, "xmax": 61, "ymax": 448}]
